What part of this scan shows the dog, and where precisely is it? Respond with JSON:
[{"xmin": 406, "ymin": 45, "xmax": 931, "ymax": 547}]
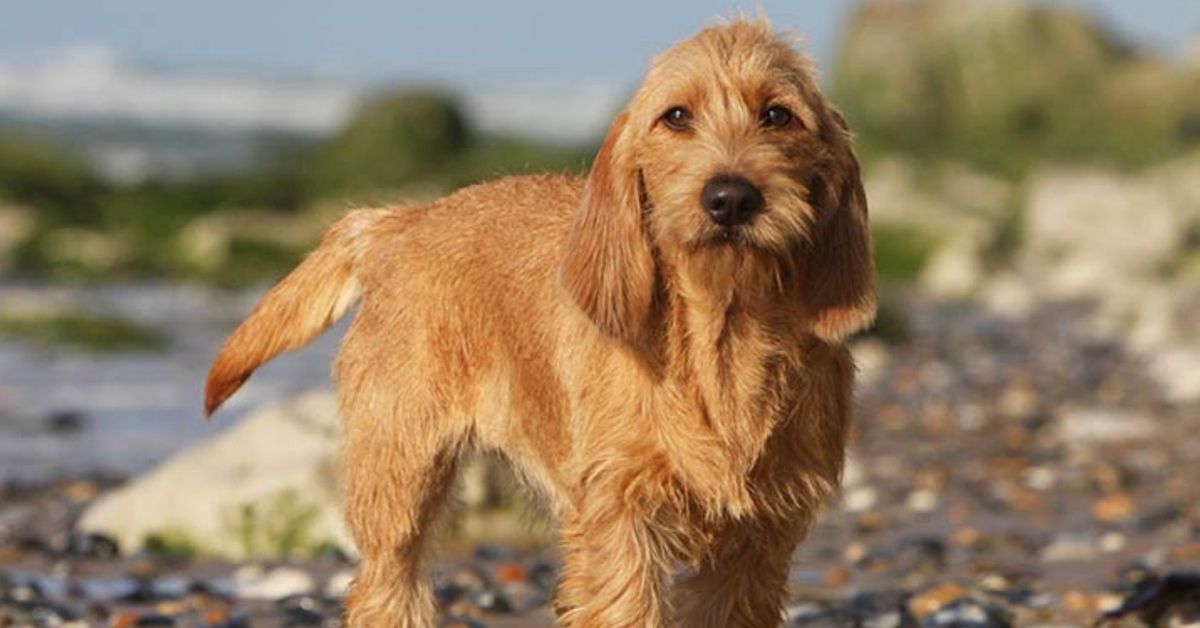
[{"xmin": 205, "ymin": 17, "xmax": 875, "ymax": 627}]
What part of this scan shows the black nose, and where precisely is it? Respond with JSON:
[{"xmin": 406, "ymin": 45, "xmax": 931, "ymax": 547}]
[{"xmin": 701, "ymin": 176, "xmax": 764, "ymax": 227}]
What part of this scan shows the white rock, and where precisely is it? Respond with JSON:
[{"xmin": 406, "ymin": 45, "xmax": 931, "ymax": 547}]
[
  {"xmin": 851, "ymin": 338, "xmax": 891, "ymax": 390},
  {"xmin": 1149, "ymin": 348, "xmax": 1200, "ymax": 404},
  {"xmin": 1041, "ymin": 533, "xmax": 1097, "ymax": 563},
  {"xmin": 1023, "ymin": 169, "xmax": 1186, "ymax": 298},
  {"xmin": 78, "ymin": 390, "xmax": 354, "ymax": 559},
  {"xmin": 0, "ymin": 205, "xmax": 35, "ymax": 271},
  {"xmin": 842, "ymin": 452, "xmax": 867, "ymax": 489},
  {"xmin": 905, "ymin": 489, "xmax": 939, "ymax": 513},
  {"xmin": 235, "ymin": 566, "xmax": 315, "ymax": 600},
  {"xmin": 1057, "ymin": 407, "xmax": 1159, "ymax": 444},
  {"xmin": 842, "ymin": 486, "xmax": 878, "ymax": 513},
  {"xmin": 980, "ymin": 272, "xmax": 1037, "ymax": 320},
  {"xmin": 325, "ymin": 570, "xmax": 356, "ymax": 599},
  {"xmin": 1100, "ymin": 532, "xmax": 1127, "ymax": 553},
  {"xmin": 920, "ymin": 237, "xmax": 987, "ymax": 299}
]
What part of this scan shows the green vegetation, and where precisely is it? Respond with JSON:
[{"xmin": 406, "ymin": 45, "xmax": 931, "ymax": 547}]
[
  {"xmin": 224, "ymin": 489, "xmax": 334, "ymax": 558},
  {"xmin": 834, "ymin": 1, "xmax": 1200, "ymax": 177},
  {"xmin": 872, "ymin": 224, "xmax": 939, "ymax": 283},
  {"xmin": 0, "ymin": 135, "xmax": 102, "ymax": 223},
  {"xmin": 0, "ymin": 89, "xmax": 592, "ymax": 286},
  {"xmin": 144, "ymin": 527, "xmax": 205, "ymax": 558},
  {"xmin": 0, "ymin": 312, "xmax": 167, "ymax": 352}
]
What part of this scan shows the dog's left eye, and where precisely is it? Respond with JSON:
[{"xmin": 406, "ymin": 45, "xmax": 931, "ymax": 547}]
[
  {"xmin": 761, "ymin": 105, "xmax": 794, "ymax": 129},
  {"xmin": 661, "ymin": 106, "xmax": 693, "ymax": 131}
]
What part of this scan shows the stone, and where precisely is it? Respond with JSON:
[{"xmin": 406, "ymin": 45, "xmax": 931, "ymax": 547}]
[
  {"xmin": 909, "ymin": 582, "xmax": 969, "ymax": 619},
  {"xmin": 0, "ymin": 204, "xmax": 35, "ymax": 272},
  {"xmin": 1041, "ymin": 533, "xmax": 1098, "ymax": 563},
  {"xmin": 852, "ymin": 338, "xmax": 892, "ymax": 391},
  {"xmin": 980, "ymin": 273, "xmax": 1037, "ymax": 320},
  {"xmin": 324, "ymin": 570, "xmax": 354, "ymax": 599},
  {"xmin": 1023, "ymin": 169, "xmax": 1187, "ymax": 298},
  {"xmin": 843, "ymin": 486, "xmax": 879, "ymax": 514},
  {"xmin": 920, "ymin": 237, "xmax": 988, "ymax": 300},
  {"xmin": 1056, "ymin": 407, "xmax": 1159, "ymax": 445},
  {"xmin": 234, "ymin": 566, "xmax": 315, "ymax": 600},
  {"xmin": 77, "ymin": 390, "xmax": 353, "ymax": 559},
  {"xmin": 1092, "ymin": 493, "xmax": 1136, "ymax": 523},
  {"xmin": 1149, "ymin": 348, "xmax": 1200, "ymax": 404}
]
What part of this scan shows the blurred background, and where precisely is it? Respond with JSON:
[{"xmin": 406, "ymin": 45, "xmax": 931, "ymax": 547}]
[{"xmin": 1, "ymin": 0, "xmax": 1199, "ymax": 626}]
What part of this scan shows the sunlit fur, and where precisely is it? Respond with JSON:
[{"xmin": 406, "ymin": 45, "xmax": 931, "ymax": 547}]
[{"xmin": 205, "ymin": 17, "xmax": 875, "ymax": 627}]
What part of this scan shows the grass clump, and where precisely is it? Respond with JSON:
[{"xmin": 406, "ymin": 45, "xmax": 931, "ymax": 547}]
[
  {"xmin": 225, "ymin": 489, "xmax": 335, "ymax": 558},
  {"xmin": 0, "ymin": 312, "xmax": 167, "ymax": 352},
  {"xmin": 144, "ymin": 527, "xmax": 204, "ymax": 558}
]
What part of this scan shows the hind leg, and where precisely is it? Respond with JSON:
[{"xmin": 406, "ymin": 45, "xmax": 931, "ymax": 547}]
[
  {"xmin": 339, "ymin": 388, "xmax": 466, "ymax": 627},
  {"xmin": 674, "ymin": 518, "xmax": 803, "ymax": 627}
]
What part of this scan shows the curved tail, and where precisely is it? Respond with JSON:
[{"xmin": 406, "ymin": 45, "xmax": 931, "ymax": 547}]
[{"xmin": 204, "ymin": 209, "xmax": 387, "ymax": 418}]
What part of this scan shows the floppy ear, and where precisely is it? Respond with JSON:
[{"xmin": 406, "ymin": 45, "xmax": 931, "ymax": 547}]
[
  {"xmin": 800, "ymin": 111, "xmax": 877, "ymax": 344},
  {"xmin": 559, "ymin": 111, "xmax": 657, "ymax": 341}
]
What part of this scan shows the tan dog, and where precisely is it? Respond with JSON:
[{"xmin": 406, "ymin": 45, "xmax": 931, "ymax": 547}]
[{"xmin": 205, "ymin": 18, "xmax": 874, "ymax": 627}]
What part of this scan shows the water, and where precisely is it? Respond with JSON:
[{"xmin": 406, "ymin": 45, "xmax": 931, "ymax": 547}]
[{"xmin": 0, "ymin": 282, "xmax": 347, "ymax": 482}]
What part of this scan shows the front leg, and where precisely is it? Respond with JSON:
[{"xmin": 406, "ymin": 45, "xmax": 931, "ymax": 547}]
[
  {"xmin": 675, "ymin": 518, "xmax": 805, "ymax": 628},
  {"xmin": 556, "ymin": 462, "xmax": 675, "ymax": 627}
]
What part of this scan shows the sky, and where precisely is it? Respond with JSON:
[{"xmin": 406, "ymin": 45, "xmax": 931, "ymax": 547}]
[{"xmin": 2, "ymin": 1, "xmax": 1198, "ymax": 88}]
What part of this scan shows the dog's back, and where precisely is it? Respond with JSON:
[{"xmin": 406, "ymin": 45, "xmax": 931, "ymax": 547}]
[{"xmin": 205, "ymin": 173, "xmax": 586, "ymax": 420}]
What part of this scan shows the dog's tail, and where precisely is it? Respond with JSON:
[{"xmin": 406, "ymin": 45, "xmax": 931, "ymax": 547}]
[{"xmin": 204, "ymin": 209, "xmax": 388, "ymax": 418}]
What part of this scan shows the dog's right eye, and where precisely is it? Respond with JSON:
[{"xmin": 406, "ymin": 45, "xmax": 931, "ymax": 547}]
[{"xmin": 661, "ymin": 106, "xmax": 693, "ymax": 131}]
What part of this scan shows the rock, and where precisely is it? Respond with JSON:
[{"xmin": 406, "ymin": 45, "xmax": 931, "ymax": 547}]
[
  {"xmin": 906, "ymin": 489, "xmax": 939, "ymax": 514},
  {"xmin": 1056, "ymin": 407, "xmax": 1159, "ymax": 445},
  {"xmin": 44, "ymin": 410, "xmax": 88, "ymax": 436},
  {"xmin": 1092, "ymin": 493, "xmax": 1136, "ymax": 523},
  {"xmin": 41, "ymin": 228, "xmax": 134, "ymax": 274},
  {"xmin": 234, "ymin": 566, "xmax": 314, "ymax": 600},
  {"xmin": 1102, "ymin": 571, "xmax": 1200, "ymax": 626},
  {"xmin": 923, "ymin": 598, "xmax": 1012, "ymax": 627},
  {"xmin": 863, "ymin": 159, "xmax": 1014, "ymax": 299},
  {"xmin": 979, "ymin": 274, "xmax": 1036, "ymax": 320},
  {"xmin": 1023, "ymin": 169, "xmax": 1188, "ymax": 298},
  {"xmin": 852, "ymin": 338, "xmax": 892, "ymax": 391},
  {"xmin": 1149, "ymin": 348, "xmax": 1200, "ymax": 404},
  {"xmin": 0, "ymin": 204, "xmax": 35, "ymax": 272},
  {"xmin": 77, "ymin": 390, "xmax": 353, "ymax": 559},
  {"xmin": 1041, "ymin": 533, "xmax": 1098, "ymax": 563},
  {"xmin": 65, "ymin": 532, "xmax": 120, "ymax": 560},
  {"xmin": 909, "ymin": 582, "xmax": 969, "ymax": 619},
  {"xmin": 921, "ymin": 239, "xmax": 988, "ymax": 300},
  {"xmin": 842, "ymin": 452, "xmax": 867, "ymax": 489},
  {"xmin": 843, "ymin": 486, "xmax": 879, "ymax": 514},
  {"xmin": 324, "ymin": 570, "xmax": 354, "ymax": 599}
]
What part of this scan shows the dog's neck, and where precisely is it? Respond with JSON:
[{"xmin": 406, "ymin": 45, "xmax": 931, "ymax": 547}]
[{"xmin": 653, "ymin": 246, "xmax": 804, "ymax": 476}]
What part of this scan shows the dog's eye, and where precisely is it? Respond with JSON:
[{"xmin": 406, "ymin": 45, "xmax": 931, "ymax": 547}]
[
  {"xmin": 761, "ymin": 105, "xmax": 794, "ymax": 129},
  {"xmin": 661, "ymin": 106, "xmax": 693, "ymax": 131}
]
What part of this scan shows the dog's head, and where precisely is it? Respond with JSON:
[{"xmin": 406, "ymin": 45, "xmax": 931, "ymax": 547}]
[{"xmin": 560, "ymin": 18, "xmax": 875, "ymax": 345}]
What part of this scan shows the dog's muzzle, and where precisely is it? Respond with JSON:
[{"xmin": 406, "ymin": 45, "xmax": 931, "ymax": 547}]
[{"xmin": 701, "ymin": 176, "xmax": 764, "ymax": 227}]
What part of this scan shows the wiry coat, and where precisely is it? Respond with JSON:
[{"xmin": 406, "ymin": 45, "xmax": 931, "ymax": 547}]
[{"xmin": 206, "ymin": 19, "xmax": 875, "ymax": 627}]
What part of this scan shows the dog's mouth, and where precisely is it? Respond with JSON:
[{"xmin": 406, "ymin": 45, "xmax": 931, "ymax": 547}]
[{"xmin": 692, "ymin": 222, "xmax": 757, "ymax": 250}]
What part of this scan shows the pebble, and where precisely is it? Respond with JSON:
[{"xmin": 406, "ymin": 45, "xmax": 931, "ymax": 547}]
[
  {"xmin": 1092, "ymin": 492, "xmax": 1136, "ymax": 523},
  {"xmin": 906, "ymin": 489, "xmax": 939, "ymax": 513},
  {"xmin": 923, "ymin": 598, "xmax": 1011, "ymax": 627},
  {"xmin": 909, "ymin": 582, "xmax": 969, "ymax": 618},
  {"xmin": 324, "ymin": 569, "xmax": 354, "ymax": 599},
  {"xmin": 844, "ymin": 486, "xmax": 879, "ymax": 513},
  {"xmin": 1058, "ymin": 407, "xmax": 1159, "ymax": 444},
  {"xmin": 4, "ymin": 299, "xmax": 1199, "ymax": 626},
  {"xmin": 233, "ymin": 566, "xmax": 314, "ymax": 600},
  {"xmin": 1040, "ymin": 533, "xmax": 1098, "ymax": 563}
]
